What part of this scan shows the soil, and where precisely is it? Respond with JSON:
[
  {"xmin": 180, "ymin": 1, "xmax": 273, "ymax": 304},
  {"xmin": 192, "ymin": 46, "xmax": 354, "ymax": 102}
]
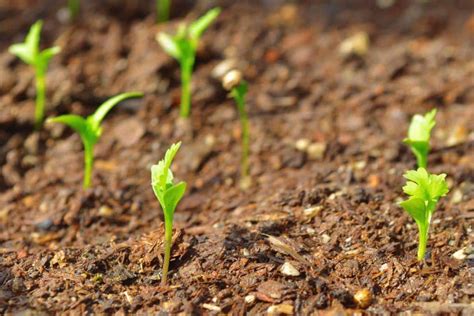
[{"xmin": 1, "ymin": 0, "xmax": 473, "ymax": 314}]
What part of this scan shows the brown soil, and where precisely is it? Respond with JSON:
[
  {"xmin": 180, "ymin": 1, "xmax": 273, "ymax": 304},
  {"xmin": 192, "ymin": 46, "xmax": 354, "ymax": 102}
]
[{"xmin": 1, "ymin": 0, "xmax": 473, "ymax": 314}]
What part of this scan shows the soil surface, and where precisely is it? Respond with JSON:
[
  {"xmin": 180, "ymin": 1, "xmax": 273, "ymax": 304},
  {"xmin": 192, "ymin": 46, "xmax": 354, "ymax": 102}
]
[{"xmin": 1, "ymin": 0, "xmax": 473, "ymax": 314}]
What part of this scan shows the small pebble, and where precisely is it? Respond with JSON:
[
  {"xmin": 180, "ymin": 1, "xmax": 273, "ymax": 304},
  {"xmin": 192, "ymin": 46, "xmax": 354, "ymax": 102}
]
[
  {"xmin": 295, "ymin": 138, "xmax": 310, "ymax": 151},
  {"xmin": 321, "ymin": 234, "xmax": 331, "ymax": 244},
  {"xmin": 379, "ymin": 263, "xmax": 389, "ymax": 272},
  {"xmin": 280, "ymin": 262, "xmax": 300, "ymax": 276},
  {"xmin": 306, "ymin": 142, "xmax": 326, "ymax": 160},
  {"xmin": 353, "ymin": 288, "xmax": 372, "ymax": 309},
  {"xmin": 452, "ymin": 247, "xmax": 473, "ymax": 260},
  {"xmin": 303, "ymin": 206, "xmax": 322, "ymax": 219},
  {"xmin": 202, "ymin": 303, "xmax": 221, "ymax": 312},
  {"xmin": 98, "ymin": 206, "xmax": 114, "ymax": 218},
  {"xmin": 244, "ymin": 294, "xmax": 256, "ymax": 304},
  {"xmin": 267, "ymin": 304, "xmax": 293, "ymax": 315}
]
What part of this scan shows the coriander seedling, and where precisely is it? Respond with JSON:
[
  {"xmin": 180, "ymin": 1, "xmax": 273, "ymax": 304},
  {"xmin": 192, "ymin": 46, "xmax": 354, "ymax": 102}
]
[
  {"xmin": 404, "ymin": 109, "xmax": 437, "ymax": 168},
  {"xmin": 9, "ymin": 20, "xmax": 61, "ymax": 129},
  {"xmin": 157, "ymin": 0, "xmax": 171, "ymax": 23},
  {"xmin": 47, "ymin": 92, "xmax": 143, "ymax": 188},
  {"xmin": 151, "ymin": 142, "xmax": 187, "ymax": 285},
  {"xmin": 156, "ymin": 7, "xmax": 221, "ymax": 118},
  {"xmin": 223, "ymin": 70, "xmax": 251, "ymax": 189},
  {"xmin": 399, "ymin": 167, "xmax": 449, "ymax": 261}
]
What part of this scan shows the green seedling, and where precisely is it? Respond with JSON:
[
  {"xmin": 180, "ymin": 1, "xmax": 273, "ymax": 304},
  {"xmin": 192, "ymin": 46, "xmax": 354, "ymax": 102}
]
[
  {"xmin": 223, "ymin": 70, "xmax": 251, "ymax": 189},
  {"xmin": 9, "ymin": 20, "xmax": 61, "ymax": 129},
  {"xmin": 68, "ymin": 0, "xmax": 80, "ymax": 20},
  {"xmin": 399, "ymin": 167, "xmax": 449, "ymax": 261},
  {"xmin": 404, "ymin": 109, "xmax": 437, "ymax": 168},
  {"xmin": 156, "ymin": 7, "xmax": 221, "ymax": 118},
  {"xmin": 157, "ymin": 0, "xmax": 171, "ymax": 23},
  {"xmin": 47, "ymin": 92, "xmax": 143, "ymax": 188},
  {"xmin": 151, "ymin": 142, "xmax": 187, "ymax": 285}
]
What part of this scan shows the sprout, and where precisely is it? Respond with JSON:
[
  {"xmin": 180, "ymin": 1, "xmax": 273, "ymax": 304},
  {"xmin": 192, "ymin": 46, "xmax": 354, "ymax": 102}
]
[
  {"xmin": 404, "ymin": 109, "xmax": 437, "ymax": 168},
  {"xmin": 156, "ymin": 7, "xmax": 221, "ymax": 118},
  {"xmin": 68, "ymin": 0, "xmax": 80, "ymax": 20},
  {"xmin": 223, "ymin": 70, "xmax": 251, "ymax": 189},
  {"xmin": 399, "ymin": 167, "xmax": 449, "ymax": 261},
  {"xmin": 9, "ymin": 20, "xmax": 61, "ymax": 129},
  {"xmin": 47, "ymin": 92, "xmax": 143, "ymax": 188},
  {"xmin": 151, "ymin": 142, "xmax": 187, "ymax": 285},
  {"xmin": 157, "ymin": 0, "xmax": 171, "ymax": 23}
]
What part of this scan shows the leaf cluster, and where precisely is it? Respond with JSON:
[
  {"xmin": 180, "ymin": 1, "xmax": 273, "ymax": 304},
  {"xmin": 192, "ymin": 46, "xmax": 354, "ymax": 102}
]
[
  {"xmin": 399, "ymin": 167, "xmax": 449, "ymax": 230},
  {"xmin": 9, "ymin": 20, "xmax": 60, "ymax": 75},
  {"xmin": 156, "ymin": 7, "xmax": 221, "ymax": 62},
  {"xmin": 48, "ymin": 92, "xmax": 143, "ymax": 147},
  {"xmin": 403, "ymin": 109, "xmax": 436, "ymax": 168},
  {"xmin": 151, "ymin": 142, "xmax": 187, "ymax": 222}
]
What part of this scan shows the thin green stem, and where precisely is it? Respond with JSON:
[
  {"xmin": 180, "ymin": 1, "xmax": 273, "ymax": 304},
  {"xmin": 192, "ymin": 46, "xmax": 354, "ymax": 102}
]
[
  {"xmin": 179, "ymin": 58, "xmax": 193, "ymax": 118},
  {"xmin": 68, "ymin": 0, "xmax": 80, "ymax": 20},
  {"xmin": 157, "ymin": 0, "xmax": 170, "ymax": 23},
  {"xmin": 417, "ymin": 223, "xmax": 429, "ymax": 261},
  {"xmin": 235, "ymin": 92, "xmax": 249, "ymax": 180},
  {"xmin": 34, "ymin": 72, "xmax": 45, "ymax": 130},
  {"xmin": 83, "ymin": 141, "xmax": 94, "ymax": 189},
  {"xmin": 416, "ymin": 152, "xmax": 427, "ymax": 169},
  {"xmin": 162, "ymin": 218, "xmax": 173, "ymax": 285}
]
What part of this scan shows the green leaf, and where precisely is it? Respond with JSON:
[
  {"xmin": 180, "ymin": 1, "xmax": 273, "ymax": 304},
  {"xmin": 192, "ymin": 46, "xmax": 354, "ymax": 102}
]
[
  {"xmin": 47, "ymin": 115, "xmax": 89, "ymax": 138},
  {"xmin": 399, "ymin": 197, "xmax": 427, "ymax": 224},
  {"xmin": 151, "ymin": 142, "xmax": 182, "ymax": 191},
  {"xmin": 406, "ymin": 109, "xmax": 436, "ymax": 142},
  {"xmin": 162, "ymin": 181, "xmax": 187, "ymax": 216},
  {"xmin": 89, "ymin": 92, "xmax": 143, "ymax": 128},
  {"xmin": 188, "ymin": 7, "xmax": 221, "ymax": 42},
  {"xmin": 9, "ymin": 20, "xmax": 43, "ymax": 65},
  {"xmin": 157, "ymin": 32, "xmax": 181, "ymax": 60}
]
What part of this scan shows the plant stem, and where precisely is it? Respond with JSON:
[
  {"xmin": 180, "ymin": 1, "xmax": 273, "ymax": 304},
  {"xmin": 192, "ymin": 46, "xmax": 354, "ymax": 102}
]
[
  {"xmin": 417, "ymin": 223, "xmax": 429, "ymax": 261},
  {"xmin": 179, "ymin": 58, "xmax": 193, "ymax": 118},
  {"xmin": 34, "ymin": 72, "xmax": 45, "ymax": 130},
  {"xmin": 68, "ymin": 0, "xmax": 80, "ymax": 20},
  {"xmin": 157, "ymin": 0, "xmax": 170, "ymax": 23},
  {"xmin": 83, "ymin": 141, "xmax": 93, "ymax": 189},
  {"xmin": 235, "ymin": 92, "xmax": 249, "ymax": 180},
  {"xmin": 162, "ymin": 218, "xmax": 173, "ymax": 285},
  {"xmin": 416, "ymin": 152, "xmax": 427, "ymax": 169}
]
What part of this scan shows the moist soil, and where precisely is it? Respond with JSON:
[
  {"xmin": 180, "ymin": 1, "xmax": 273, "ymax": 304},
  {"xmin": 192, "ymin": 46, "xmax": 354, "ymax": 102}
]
[{"xmin": 1, "ymin": 0, "xmax": 473, "ymax": 314}]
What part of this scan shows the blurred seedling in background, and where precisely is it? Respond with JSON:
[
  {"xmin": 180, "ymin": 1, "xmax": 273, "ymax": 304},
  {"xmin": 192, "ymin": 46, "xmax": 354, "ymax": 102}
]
[
  {"xmin": 404, "ymin": 109, "xmax": 437, "ymax": 169},
  {"xmin": 156, "ymin": 7, "xmax": 221, "ymax": 119},
  {"xmin": 9, "ymin": 20, "xmax": 61, "ymax": 129},
  {"xmin": 151, "ymin": 142, "xmax": 187, "ymax": 285},
  {"xmin": 399, "ymin": 167, "xmax": 449, "ymax": 261},
  {"xmin": 68, "ymin": 0, "xmax": 80, "ymax": 20},
  {"xmin": 157, "ymin": 0, "xmax": 171, "ymax": 23},
  {"xmin": 47, "ymin": 92, "xmax": 143, "ymax": 188},
  {"xmin": 222, "ymin": 70, "xmax": 251, "ymax": 190}
]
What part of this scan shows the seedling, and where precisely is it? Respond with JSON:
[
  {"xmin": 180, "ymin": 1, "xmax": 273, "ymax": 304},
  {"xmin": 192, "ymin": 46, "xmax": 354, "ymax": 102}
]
[
  {"xmin": 223, "ymin": 70, "xmax": 251, "ymax": 189},
  {"xmin": 399, "ymin": 167, "xmax": 449, "ymax": 261},
  {"xmin": 151, "ymin": 142, "xmax": 187, "ymax": 285},
  {"xmin": 156, "ymin": 7, "xmax": 221, "ymax": 118},
  {"xmin": 47, "ymin": 92, "xmax": 143, "ymax": 188},
  {"xmin": 9, "ymin": 20, "xmax": 61, "ymax": 129},
  {"xmin": 404, "ymin": 109, "xmax": 437, "ymax": 168},
  {"xmin": 157, "ymin": 0, "xmax": 170, "ymax": 23}
]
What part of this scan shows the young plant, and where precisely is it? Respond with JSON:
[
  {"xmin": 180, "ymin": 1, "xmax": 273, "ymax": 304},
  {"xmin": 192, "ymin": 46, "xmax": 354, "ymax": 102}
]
[
  {"xmin": 223, "ymin": 70, "xmax": 251, "ymax": 189},
  {"xmin": 156, "ymin": 7, "xmax": 221, "ymax": 118},
  {"xmin": 404, "ymin": 109, "xmax": 437, "ymax": 168},
  {"xmin": 157, "ymin": 0, "xmax": 170, "ymax": 23},
  {"xmin": 399, "ymin": 167, "xmax": 449, "ymax": 261},
  {"xmin": 47, "ymin": 92, "xmax": 143, "ymax": 188},
  {"xmin": 9, "ymin": 20, "xmax": 61, "ymax": 129},
  {"xmin": 151, "ymin": 142, "xmax": 187, "ymax": 285}
]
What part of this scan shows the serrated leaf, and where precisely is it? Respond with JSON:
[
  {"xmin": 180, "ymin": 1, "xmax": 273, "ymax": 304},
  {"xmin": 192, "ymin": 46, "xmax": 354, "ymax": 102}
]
[
  {"xmin": 157, "ymin": 32, "xmax": 181, "ymax": 60},
  {"xmin": 188, "ymin": 7, "xmax": 221, "ymax": 42},
  {"xmin": 399, "ymin": 197, "xmax": 427, "ymax": 224}
]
